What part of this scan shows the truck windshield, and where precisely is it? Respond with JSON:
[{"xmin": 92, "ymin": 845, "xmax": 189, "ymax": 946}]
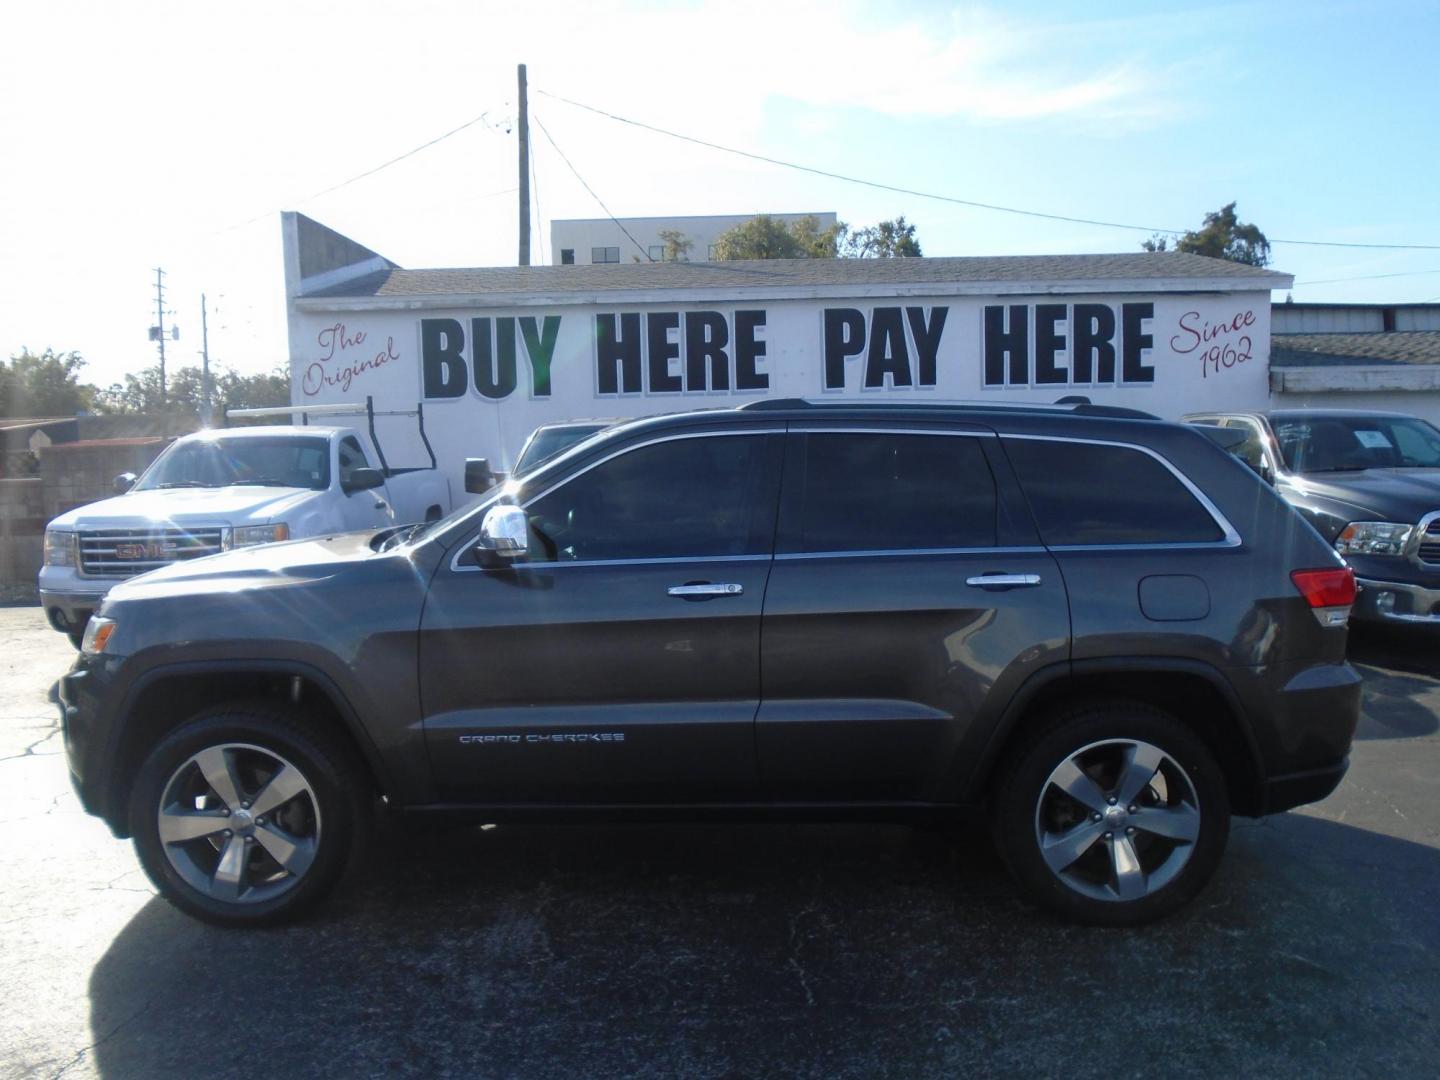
[
  {"xmin": 1273, "ymin": 415, "xmax": 1440, "ymax": 473},
  {"xmin": 514, "ymin": 423, "xmax": 610, "ymax": 477},
  {"xmin": 135, "ymin": 436, "xmax": 331, "ymax": 491}
]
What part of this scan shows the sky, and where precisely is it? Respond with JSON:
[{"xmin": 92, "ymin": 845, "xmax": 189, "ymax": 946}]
[{"xmin": 3, "ymin": 0, "xmax": 1438, "ymax": 391}]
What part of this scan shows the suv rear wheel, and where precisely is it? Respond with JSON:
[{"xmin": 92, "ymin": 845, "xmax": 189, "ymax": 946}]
[
  {"xmin": 129, "ymin": 702, "xmax": 371, "ymax": 927},
  {"xmin": 993, "ymin": 702, "xmax": 1229, "ymax": 926}
]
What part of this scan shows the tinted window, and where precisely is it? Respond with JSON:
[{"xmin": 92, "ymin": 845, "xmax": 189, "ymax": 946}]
[
  {"xmin": 525, "ymin": 435, "xmax": 775, "ymax": 561},
  {"xmin": 1004, "ymin": 438, "xmax": 1223, "ymax": 545},
  {"xmin": 788, "ymin": 433, "xmax": 996, "ymax": 552}
]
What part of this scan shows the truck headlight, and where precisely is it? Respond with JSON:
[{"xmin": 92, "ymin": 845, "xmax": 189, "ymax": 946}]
[
  {"xmin": 233, "ymin": 523, "xmax": 291, "ymax": 547},
  {"xmin": 1334, "ymin": 521, "xmax": 1413, "ymax": 556},
  {"xmin": 81, "ymin": 616, "xmax": 117, "ymax": 655},
  {"xmin": 44, "ymin": 529, "xmax": 76, "ymax": 567}
]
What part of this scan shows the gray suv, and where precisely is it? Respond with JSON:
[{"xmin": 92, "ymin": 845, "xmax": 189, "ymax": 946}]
[{"xmin": 59, "ymin": 400, "xmax": 1361, "ymax": 927}]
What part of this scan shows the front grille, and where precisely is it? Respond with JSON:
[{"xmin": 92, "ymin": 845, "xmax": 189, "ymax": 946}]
[
  {"xmin": 78, "ymin": 527, "xmax": 227, "ymax": 578},
  {"xmin": 1418, "ymin": 517, "xmax": 1440, "ymax": 565}
]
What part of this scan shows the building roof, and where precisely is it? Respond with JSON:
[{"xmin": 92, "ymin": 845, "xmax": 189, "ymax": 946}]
[
  {"xmin": 302, "ymin": 251, "xmax": 1289, "ymax": 303},
  {"xmin": 1271, "ymin": 331, "xmax": 1440, "ymax": 368}
]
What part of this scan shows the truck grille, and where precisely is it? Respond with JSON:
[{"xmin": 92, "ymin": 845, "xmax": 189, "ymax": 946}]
[
  {"xmin": 1418, "ymin": 518, "xmax": 1440, "ymax": 565},
  {"xmin": 78, "ymin": 527, "xmax": 227, "ymax": 578}
]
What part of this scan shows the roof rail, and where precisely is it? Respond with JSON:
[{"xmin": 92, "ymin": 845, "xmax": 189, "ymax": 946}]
[{"xmin": 737, "ymin": 397, "xmax": 1158, "ymax": 421}]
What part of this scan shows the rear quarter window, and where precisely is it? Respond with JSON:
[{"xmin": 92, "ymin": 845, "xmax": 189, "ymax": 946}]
[{"xmin": 1002, "ymin": 437, "xmax": 1224, "ymax": 546}]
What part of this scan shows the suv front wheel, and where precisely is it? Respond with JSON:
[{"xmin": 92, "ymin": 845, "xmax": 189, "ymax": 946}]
[
  {"xmin": 129, "ymin": 702, "xmax": 371, "ymax": 927},
  {"xmin": 993, "ymin": 702, "xmax": 1230, "ymax": 926}
]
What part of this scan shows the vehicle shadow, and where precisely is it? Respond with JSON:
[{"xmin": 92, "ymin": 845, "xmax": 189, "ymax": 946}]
[
  {"xmin": 85, "ymin": 814, "xmax": 1440, "ymax": 1079},
  {"xmin": 1348, "ymin": 625, "xmax": 1440, "ymax": 740}
]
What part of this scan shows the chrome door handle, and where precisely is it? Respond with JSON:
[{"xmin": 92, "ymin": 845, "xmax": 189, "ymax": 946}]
[
  {"xmin": 966, "ymin": 573, "xmax": 1042, "ymax": 589},
  {"xmin": 667, "ymin": 583, "xmax": 744, "ymax": 598}
]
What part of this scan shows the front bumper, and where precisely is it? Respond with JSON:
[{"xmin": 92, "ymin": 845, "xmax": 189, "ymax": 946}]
[
  {"xmin": 58, "ymin": 655, "xmax": 129, "ymax": 834},
  {"xmin": 38, "ymin": 566, "xmax": 114, "ymax": 634},
  {"xmin": 1354, "ymin": 577, "xmax": 1440, "ymax": 625}
]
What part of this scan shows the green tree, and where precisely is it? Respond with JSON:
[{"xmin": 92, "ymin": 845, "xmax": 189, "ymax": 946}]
[
  {"xmin": 0, "ymin": 348, "xmax": 95, "ymax": 417},
  {"xmin": 93, "ymin": 363, "xmax": 290, "ymax": 420},
  {"xmin": 1142, "ymin": 202, "xmax": 1271, "ymax": 267},
  {"xmin": 841, "ymin": 216, "xmax": 923, "ymax": 258},
  {"xmin": 711, "ymin": 214, "xmax": 843, "ymax": 260},
  {"xmin": 658, "ymin": 229, "xmax": 693, "ymax": 262}
]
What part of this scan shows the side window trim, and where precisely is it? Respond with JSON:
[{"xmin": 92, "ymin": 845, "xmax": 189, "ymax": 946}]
[
  {"xmin": 1003, "ymin": 433, "xmax": 1242, "ymax": 549},
  {"xmin": 450, "ymin": 428, "xmax": 784, "ymax": 573}
]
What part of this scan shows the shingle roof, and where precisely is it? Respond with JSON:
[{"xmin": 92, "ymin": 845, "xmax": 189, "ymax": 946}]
[
  {"xmin": 1271, "ymin": 331, "xmax": 1440, "ymax": 368},
  {"xmin": 304, "ymin": 251, "xmax": 1288, "ymax": 299}
]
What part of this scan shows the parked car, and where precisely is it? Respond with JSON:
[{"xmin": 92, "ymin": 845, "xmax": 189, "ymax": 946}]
[
  {"xmin": 60, "ymin": 399, "xmax": 1359, "ymax": 928},
  {"xmin": 1184, "ymin": 409, "xmax": 1440, "ymax": 625},
  {"xmin": 463, "ymin": 419, "xmax": 617, "ymax": 496},
  {"xmin": 40, "ymin": 399, "xmax": 454, "ymax": 646}
]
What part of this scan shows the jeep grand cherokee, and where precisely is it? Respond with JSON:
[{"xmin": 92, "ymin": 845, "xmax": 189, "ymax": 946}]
[{"xmin": 60, "ymin": 399, "xmax": 1360, "ymax": 927}]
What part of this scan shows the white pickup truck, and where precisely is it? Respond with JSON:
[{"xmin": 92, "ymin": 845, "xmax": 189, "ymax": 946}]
[{"xmin": 39, "ymin": 400, "xmax": 453, "ymax": 646}]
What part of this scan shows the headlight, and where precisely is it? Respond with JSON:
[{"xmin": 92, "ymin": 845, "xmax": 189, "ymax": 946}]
[
  {"xmin": 44, "ymin": 529, "xmax": 76, "ymax": 567},
  {"xmin": 233, "ymin": 523, "xmax": 291, "ymax": 547},
  {"xmin": 81, "ymin": 616, "xmax": 117, "ymax": 655},
  {"xmin": 1334, "ymin": 521, "xmax": 1413, "ymax": 556}
]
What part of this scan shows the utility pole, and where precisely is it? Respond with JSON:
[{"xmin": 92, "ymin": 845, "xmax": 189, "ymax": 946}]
[
  {"xmin": 517, "ymin": 63, "xmax": 530, "ymax": 266},
  {"xmin": 200, "ymin": 293, "xmax": 213, "ymax": 427},
  {"xmin": 153, "ymin": 268, "xmax": 168, "ymax": 404}
]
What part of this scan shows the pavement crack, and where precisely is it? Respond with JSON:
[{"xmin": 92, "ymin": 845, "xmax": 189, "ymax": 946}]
[
  {"xmin": 0, "ymin": 728, "xmax": 61, "ymax": 763},
  {"xmin": 50, "ymin": 993, "xmax": 158, "ymax": 1079},
  {"xmin": 786, "ymin": 897, "xmax": 820, "ymax": 1008}
]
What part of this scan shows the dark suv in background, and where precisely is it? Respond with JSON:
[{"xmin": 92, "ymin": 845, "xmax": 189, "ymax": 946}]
[
  {"xmin": 61, "ymin": 400, "xmax": 1360, "ymax": 928},
  {"xmin": 1185, "ymin": 409, "xmax": 1440, "ymax": 625}
]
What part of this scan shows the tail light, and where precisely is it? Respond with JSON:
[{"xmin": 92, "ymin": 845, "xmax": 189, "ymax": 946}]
[{"xmin": 1290, "ymin": 567, "xmax": 1356, "ymax": 627}]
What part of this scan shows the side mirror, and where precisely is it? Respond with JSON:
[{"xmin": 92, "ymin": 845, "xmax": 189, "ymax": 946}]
[
  {"xmin": 1258, "ymin": 461, "xmax": 1276, "ymax": 486},
  {"xmin": 113, "ymin": 472, "xmax": 137, "ymax": 494},
  {"xmin": 342, "ymin": 467, "xmax": 385, "ymax": 495},
  {"xmin": 465, "ymin": 457, "xmax": 498, "ymax": 494},
  {"xmin": 477, "ymin": 504, "xmax": 529, "ymax": 559}
]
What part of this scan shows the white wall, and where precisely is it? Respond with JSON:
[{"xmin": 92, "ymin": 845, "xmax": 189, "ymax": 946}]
[{"xmin": 288, "ymin": 289, "xmax": 1275, "ymax": 495}]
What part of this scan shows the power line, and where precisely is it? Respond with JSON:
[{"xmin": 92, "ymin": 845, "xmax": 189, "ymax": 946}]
[
  {"xmin": 532, "ymin": 112, "xmax": 651, "ymax": 261},
  {"xmin": 1295, "ymin": 266, "xmax": 1440, "ymax": 286},
  {"xmin": 214, "ymin": 110, "xmax": 501, "ymax": 235},
  {"xmin": 535, "ymin": 87, "xmax": 1440, "ymax": 253}
]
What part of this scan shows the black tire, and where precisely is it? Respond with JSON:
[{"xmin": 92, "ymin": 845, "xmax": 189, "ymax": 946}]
[
  {"xmin": 129, "ymin": 701, "xmax": 372, "ymax": 927},
  {"xmin": 992, "ymin": 701, "xmax": 1230, "ymax": 927},
  {"xmin": 67, "ymin": 629, "xmax": 85, "ymax": 650}
]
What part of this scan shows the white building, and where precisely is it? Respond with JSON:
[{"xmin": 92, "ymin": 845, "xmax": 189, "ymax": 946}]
[
  {"xmin": 1269, "ymin": 301, "xmax": 1440, "ymax": 424},
  {"xmin": 548, "ymin": 212, "xmax": 838, "ymax": 265},
  {"xmin": 282, "ymin": 212, "xmax": 1294, "ymax": 494}
]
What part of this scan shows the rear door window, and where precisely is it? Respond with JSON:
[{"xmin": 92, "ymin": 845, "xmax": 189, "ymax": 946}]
[
  {"xmin": 781, "ymin": 432, "xmax": 997, "ymax": 553},
  {"xmin": 1003, "ymin": 437, "xmax": 1224, "ymax": 546}
]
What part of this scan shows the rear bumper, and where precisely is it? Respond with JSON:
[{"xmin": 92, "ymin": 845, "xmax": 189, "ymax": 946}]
[
  {"xmin": 1260, "ymin": 758, "xmax": 1349, "ymax": 814},
  {"xmin": 1354, "ymin": 577, "xmax": 1440, "ymax": 625}
]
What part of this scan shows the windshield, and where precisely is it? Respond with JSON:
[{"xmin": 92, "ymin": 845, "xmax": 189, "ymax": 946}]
[
  {"xmin": 514, "ymin": 423, "xmax": 609, "ymax": 477},
  {"xmin": 135, "ymin": 436, "xmax": 331, "ymax": 491},
  {"xmin": 1272, "ymin": 415, "xmax": 1440, "ymax": 473}
]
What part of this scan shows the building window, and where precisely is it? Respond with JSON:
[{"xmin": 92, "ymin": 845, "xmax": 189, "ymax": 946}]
[
  {"xmin": 560, "ymin": 249, "xmax": 575, "ymax": 264},
  {"xmin": 706, "ymin": 244, "xmax": 718, "ymax": 261},
  {"xmin": 648, "ymin": 245, "xmax": 665, "ymax": 262},
  {"xmin": 591, "ymin": 246, "xmax": 620, "ymax": 264}
]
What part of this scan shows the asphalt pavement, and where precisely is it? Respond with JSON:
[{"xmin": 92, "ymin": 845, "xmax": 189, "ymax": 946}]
[{"xmin": 1, "ymin": 605, "xmax": 1437, "ymax": 1079}]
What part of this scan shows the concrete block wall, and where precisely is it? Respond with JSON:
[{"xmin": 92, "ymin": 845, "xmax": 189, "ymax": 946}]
[
  {"xmin": 37, "ymin": 438, "xmax": 170, "ymax": 522},
  {"xmin": 0, "ymin": 478, "xmax": 44, "ymax": 595},
  {"xmin": 0, "ymin": 438, "xmax": 171, "ymax": 595}
]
